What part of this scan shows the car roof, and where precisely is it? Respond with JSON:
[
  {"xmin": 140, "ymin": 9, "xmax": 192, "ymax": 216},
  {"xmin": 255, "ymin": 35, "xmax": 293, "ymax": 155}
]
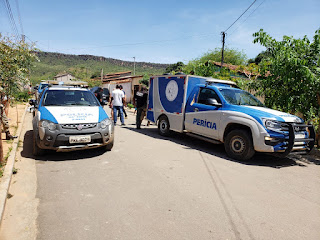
[{"xmin": 46, "ymin": 86, "xmax": 89, "ymax": 91}]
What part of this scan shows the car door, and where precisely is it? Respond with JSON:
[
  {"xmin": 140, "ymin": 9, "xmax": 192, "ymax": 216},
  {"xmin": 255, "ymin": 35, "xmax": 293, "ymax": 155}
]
[{"xmin": 184, "ymin": 87, "xmax": 222, "ymax": 140}]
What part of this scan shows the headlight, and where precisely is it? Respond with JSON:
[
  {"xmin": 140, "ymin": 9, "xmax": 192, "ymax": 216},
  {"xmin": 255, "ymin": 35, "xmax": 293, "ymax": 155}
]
[
  {"xmin": 39, "ymin": 120, "xmax": 57, "ymax": 131},
  {"xmin": 263, "ymin": 119, "xmax": 284, "ymax": 132},
  {"xmin": 101, "ymin": 118, "xmax": 112, "ymax": 129}
]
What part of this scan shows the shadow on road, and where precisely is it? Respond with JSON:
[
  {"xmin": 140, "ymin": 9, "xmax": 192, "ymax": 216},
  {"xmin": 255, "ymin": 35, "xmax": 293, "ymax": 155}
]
[
  {"xmin": 123, "ymin": 125, "xmax": 320, "ymax": 169},
  {"xmin": 21, "ymin": 130, "xmax": 107, "ymax": 161}
]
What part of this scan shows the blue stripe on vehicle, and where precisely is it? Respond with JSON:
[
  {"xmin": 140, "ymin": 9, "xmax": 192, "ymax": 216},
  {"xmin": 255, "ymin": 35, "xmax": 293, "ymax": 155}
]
[
  {"xmin": 40, "ymin": 107, "xmax": 58, "ymax": 123},
  {"xmin": 147, "ymin": 111, "xmax": 155, "ymax": 122},
  {"xmin": 98, "ymin": 107, "xmax": 109, "ymax": 122}
]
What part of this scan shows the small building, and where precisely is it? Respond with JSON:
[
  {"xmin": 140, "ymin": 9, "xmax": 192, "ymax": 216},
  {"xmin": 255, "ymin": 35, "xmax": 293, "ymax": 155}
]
[
  {"xmin": 54, "ymin": 73, "xmax": 76, "ymax": 82},
  {"xmin": 101, "ymin": 71, "xmax": 144, "ymax": 103}
]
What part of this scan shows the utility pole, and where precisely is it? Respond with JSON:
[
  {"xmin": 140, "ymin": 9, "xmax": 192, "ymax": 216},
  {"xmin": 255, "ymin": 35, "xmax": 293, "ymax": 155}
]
[
  {"xmin": 21, "ymin": 34, "xmax": 25, "ymax": 43},
  {"xmin": 220, "ymin": 32, "xmax": 226, "ymax": 72},
  {"xmin": 133, "ymin": 57, "xmax": 136, "ymax": 76},
  {"xmin": 101, "ymin": 69, "xmax": 103, "ymax": 82}
]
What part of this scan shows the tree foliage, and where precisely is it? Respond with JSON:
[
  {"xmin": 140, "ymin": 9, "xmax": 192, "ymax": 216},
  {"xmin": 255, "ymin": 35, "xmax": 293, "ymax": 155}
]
[
  {"xmin": 164, "ymin": 61, "xmax": 185, "ymax": 74},
  {"xmin": 250, "ymin": 29, "xmax": 320, "ymax": 122},
  {"xmin": 248, "ymin": 51, "xmax": 269, "ymax": 65},
  {"xmin": 183, "ymin": 47, "xmax": 247, "ymax": 78},
  {"xmin": 0, "ymin": 35, "xmax": 38, "ymax": 97},
  {"xmin": 191, "ymin": 47, "xmax": 247, "ymax": 66}
]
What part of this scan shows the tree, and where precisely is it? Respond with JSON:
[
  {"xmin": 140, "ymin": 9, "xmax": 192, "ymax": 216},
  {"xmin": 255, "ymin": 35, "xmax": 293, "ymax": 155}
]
[
  {"xmin": 197, "ymin": 47, "xmax": 247, "ymax": 66},
  {"xmin": 0, "ymin": 35, "xmax": 38, "ymax": 97},
  {"xmin": 0, "ymin": 35, "xmax": 38, "ymax": 162},
  {"xmin": 247, "ymin": 51, "xmax": 269, "ymax": 65},
  {"xmin": 164, "ymin": 62, "xmax": 185, "ymax": 74},
  {"xmin": 250, "ymin": 29, "xmax": 320, "ymax": 123},
  {"xmin": 139, "ymin": 74, "xmax": 150, "ymax": 87},
  {"xmin": 183, "ymin": 47, "xmax": 247, "ymax": 77}
]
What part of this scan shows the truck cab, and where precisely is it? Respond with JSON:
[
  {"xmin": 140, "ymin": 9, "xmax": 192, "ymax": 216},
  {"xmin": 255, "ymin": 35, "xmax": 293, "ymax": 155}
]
[{"xmin": 147, "ymin": 74, "xmax": 315, "ymax": 161}]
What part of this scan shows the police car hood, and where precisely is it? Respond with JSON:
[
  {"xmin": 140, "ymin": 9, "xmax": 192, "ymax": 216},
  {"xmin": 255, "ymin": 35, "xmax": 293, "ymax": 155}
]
[
  {"xmin": 43, "ymin": 106, "xmax": 103, "ymax": 124},
  {"xmin": 228, "ymin": 105, "xmax": 303, "ymax": 123}
]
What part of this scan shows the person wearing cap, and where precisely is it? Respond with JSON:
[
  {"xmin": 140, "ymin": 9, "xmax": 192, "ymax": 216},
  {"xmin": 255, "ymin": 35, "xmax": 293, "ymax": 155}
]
[{"xmin": 0, "ymin": 87, "xmax": 17, "ymax": 140}]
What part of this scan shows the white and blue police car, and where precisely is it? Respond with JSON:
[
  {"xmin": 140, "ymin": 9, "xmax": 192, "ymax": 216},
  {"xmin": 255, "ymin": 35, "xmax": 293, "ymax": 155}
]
[{"xmin": 31, "ymin": 85, "xmax": 114, "ymax": 155}]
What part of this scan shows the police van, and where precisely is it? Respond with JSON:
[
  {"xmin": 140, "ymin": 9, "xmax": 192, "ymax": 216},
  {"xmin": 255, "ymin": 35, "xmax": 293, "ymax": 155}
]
[
  {"xmin": 30, "ymin": 85, "xmax": 114, "ymax": 156},
  {"xmin": 146, "ymin": 74, "xmax": 315, "ymax": 160}
]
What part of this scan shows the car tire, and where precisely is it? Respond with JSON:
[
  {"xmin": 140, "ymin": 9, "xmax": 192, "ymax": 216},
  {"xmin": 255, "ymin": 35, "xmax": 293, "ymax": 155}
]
[
  {"xmin": 33, "ymin": 131, "xmax": 45, "ymax": 156},
  {"xmin": 104, "ymin": 141, "xmax": 114, "ymax": 151},
  {"xmin": 158, "ymin": 115, "xmax": 171, "ymax": 136},
  {"xmin": 224, "ymin": 129, "xmax": 255, "ymax": 161}
]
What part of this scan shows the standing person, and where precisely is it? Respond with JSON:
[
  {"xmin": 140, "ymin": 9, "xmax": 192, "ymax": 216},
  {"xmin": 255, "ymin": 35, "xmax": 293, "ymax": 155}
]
[
  {"xmin": 118, "ymin": 85, "xmax": 128, "ymax": 119},
  {"xmin": 110, "ymin": 85, "xmax": 125, "ymax": 126},
  {"xmin": 0, "ymin": 88, "xmax": 16, "ymax": 140},
  {"xmin": 134, "ymin": 86, "xmax": 148, "ymax": 129}
]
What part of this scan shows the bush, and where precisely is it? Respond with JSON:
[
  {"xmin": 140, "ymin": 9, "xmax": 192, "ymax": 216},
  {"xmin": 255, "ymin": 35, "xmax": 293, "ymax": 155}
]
[
  {"xmin": 127, "ymin": 103, "xmax": 134, "ymax": 109},
  {"xmin": 13, "ymin": 90, "xmax": 30, "ymax": 102}
]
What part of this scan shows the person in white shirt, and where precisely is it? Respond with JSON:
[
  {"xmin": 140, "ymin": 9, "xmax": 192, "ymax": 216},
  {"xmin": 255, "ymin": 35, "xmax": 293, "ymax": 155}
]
[{"xmin": 110, "ymin": 85, "xmax": 125, "ymax": 125}]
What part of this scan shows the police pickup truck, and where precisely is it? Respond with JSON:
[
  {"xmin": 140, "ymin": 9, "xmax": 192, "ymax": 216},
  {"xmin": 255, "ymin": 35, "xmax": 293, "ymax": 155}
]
[
  {"xmin": 30, "ymin": 85, "xmax": 114, "ymax": 156},
  {"xmin": 146, "ymin": 74, "xmax": 315, "ymax": 160}
]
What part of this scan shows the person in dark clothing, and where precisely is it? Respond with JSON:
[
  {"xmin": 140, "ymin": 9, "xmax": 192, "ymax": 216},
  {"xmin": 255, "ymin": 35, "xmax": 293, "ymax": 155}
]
[{"xmin": 134, "ymin": 87, "xmax": 148, "ymax": 129}]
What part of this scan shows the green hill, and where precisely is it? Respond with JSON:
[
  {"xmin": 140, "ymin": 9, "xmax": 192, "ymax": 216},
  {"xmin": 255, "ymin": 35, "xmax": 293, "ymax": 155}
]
[{"xmin": 30, "ymin": 52, "xmax": 169, "ymax": 85}]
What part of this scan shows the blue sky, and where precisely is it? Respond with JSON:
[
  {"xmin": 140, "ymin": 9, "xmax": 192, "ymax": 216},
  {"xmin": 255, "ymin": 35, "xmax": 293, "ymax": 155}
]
[{"xmin": 0, "ymin": 0, "xmax": 319, "ymax": 64}]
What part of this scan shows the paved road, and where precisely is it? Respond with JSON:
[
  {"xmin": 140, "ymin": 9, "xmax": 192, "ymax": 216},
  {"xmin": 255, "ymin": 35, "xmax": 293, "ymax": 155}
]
[{"xmin": 1, "ymin": 108, "xmax": 320, "ymax": 240}]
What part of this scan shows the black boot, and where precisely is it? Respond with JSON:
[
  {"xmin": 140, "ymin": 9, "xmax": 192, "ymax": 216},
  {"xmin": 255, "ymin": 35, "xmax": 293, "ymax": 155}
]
[{"xmin": 6, "ymin": 131, "xmax": 17, "ymax": 140}]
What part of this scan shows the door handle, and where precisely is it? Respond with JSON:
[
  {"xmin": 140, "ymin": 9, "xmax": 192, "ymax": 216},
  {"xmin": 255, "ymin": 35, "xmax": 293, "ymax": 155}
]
[{"xmin": 194, "ymin": 108, "xmax": 199, "ymax": 112}]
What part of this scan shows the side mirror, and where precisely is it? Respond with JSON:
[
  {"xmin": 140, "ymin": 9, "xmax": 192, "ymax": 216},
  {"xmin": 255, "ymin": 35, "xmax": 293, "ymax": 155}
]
[{"xmin": 206, "ymin": 98, "xmax": 222, "ymax": 107}]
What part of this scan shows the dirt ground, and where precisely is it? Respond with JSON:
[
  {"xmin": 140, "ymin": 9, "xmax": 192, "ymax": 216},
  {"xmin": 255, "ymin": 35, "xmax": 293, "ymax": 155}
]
[{"xmin": 1, "ymin": 103, "xmax": 27, "ymax": 163}]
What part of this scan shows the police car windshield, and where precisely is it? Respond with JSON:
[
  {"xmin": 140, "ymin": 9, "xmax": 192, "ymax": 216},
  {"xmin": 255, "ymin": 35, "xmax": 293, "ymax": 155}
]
[
  {"xmin": 219, "ymin": 88, "xmax": 264, "ymax": 107},
  {"xmin": 42, "ymin": 90, "xmax": 99, "ymax": 106}
]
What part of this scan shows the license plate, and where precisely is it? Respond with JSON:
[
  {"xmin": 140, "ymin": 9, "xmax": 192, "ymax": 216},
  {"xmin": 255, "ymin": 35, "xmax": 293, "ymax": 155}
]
[
  {"xmin": 69, "ymin": 135, "xmax": 91, "ymax": 144},
  {"xmin": 295, "ymin": 133, "xmax": 305, "ymax": 139}
]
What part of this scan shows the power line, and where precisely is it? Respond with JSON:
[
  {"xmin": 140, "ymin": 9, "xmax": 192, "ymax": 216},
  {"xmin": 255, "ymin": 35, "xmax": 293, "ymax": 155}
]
[
  {"xmin": 229, "ymin": 0, "xmax": 266, "ymax": 36},
  {"xmin": 224, "ymin": 0, "xmax": 257, "ymax": 32},
  {"xmin": 1, "ymin": 0, "xmax": 20, "ymax": 41},
  {"xmin": 33, "ymin": 31, "xmax": 221, "ymax": 52},
  {"xmin": 14, "ymin": 0, "xmax": 24, "ymax": 36}
]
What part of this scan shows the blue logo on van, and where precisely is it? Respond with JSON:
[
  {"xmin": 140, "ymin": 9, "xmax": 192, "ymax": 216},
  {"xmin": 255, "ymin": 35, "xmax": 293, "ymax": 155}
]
[{"xmin": 193, "ymin": 118, "xmax": 216, "ymax": 130}]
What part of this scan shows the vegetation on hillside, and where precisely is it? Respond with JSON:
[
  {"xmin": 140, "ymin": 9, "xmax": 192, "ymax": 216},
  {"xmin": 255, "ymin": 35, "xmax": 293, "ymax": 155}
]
[{"xmin": 30, "ymin": 52, "xmax": 168, "ymax": 86}]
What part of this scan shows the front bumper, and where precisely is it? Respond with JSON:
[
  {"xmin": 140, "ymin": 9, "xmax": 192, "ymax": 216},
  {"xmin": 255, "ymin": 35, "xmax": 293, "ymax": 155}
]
[
  {"xmin": 265, "ymin": 123, "xmax": 315, "ymax": 157},
  {"xmin": 36, "ymin": 122, "xmax": 114, "ymax": 152}
]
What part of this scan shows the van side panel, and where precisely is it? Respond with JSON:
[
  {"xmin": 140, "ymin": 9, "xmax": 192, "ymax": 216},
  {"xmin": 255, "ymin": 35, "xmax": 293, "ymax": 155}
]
[{"xmin": 147, "ymin": 76, "xmax": 186, "ymax": 132}]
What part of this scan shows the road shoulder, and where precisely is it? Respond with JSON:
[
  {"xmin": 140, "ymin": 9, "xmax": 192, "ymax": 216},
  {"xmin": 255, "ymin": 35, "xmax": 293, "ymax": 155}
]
[{"xmin": 0, "ymin": 109, "xmax": 38, "ymax": 240}]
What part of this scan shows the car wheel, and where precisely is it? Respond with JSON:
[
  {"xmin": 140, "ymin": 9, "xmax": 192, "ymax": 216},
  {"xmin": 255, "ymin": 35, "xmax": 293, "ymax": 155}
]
[
  {"xmin": 33, "ymin": 131, "xmax": 45, "ymax": 156},
  {"xmin": 224, "ymin": 129, "xmax": 255, "ymax": 161},
  {"xmin": 158, "ymin": 115, "xmax": 171, "ymax": 136},
  {"xmin": 104, "ymin": 141, "xmax": 114, "ymax": 151}
]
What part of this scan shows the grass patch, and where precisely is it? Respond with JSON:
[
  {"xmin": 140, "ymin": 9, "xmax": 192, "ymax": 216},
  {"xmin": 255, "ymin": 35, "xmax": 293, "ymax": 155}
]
[{"xmin": 4, "ymin": 147, "xmax": 12, "ymax": 162}]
